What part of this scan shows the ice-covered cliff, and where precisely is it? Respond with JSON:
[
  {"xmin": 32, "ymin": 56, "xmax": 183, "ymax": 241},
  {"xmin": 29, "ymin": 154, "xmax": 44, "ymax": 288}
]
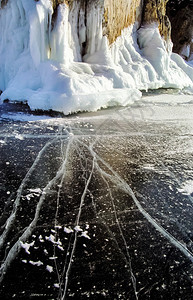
[{"xmin": 0, "ymin": 0, "xmax": 193, "ymax": 114}]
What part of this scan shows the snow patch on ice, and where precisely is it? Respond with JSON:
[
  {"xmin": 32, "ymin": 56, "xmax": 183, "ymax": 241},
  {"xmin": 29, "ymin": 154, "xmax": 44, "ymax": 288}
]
[
  {"xmin": 81, "ymin": 231, "xmax": 91, "ymax": 240},
  {"xmin": 22, "ymin": 260, "xmax": 27, "ymax": 264},
  {"xmin": 178, "ymin": 181, "xmax": 193, "ymax": 195},
  {"xmin": 29, "ymin": 260, "xmax": 43, "ymax": 267},
  {"xmin": 20, "ymin": 241, "xmax": 35, "ymax": 254},
  {"xmin": 25, "ymin": 188, "xmax": 42, "ymax": 201},
  {"xmin": 45, "ymin": 234, "xmax": 56, "ymax": 243},
  {"xmin": 142, "ymin": 94, "xmax": 193, "ymax": 105},
  {"xmin": 64, "ymin": 227, "xmax": 73, "ymax": 234},
  {"xmin": 57, "ymin": 245, "xmax": 64, "ymax": 251},
  {"xmin": 15, "ymin": 134, "xmax": 24, "ymax": 140},
  {"xmin": 0, "ymin": 112, "xmax": 54, "ymax": 122},
  {"xmin": 74, "ymin": 225, "xmax": 83, "ymax": 232},
  {"xmin": 46, "ymin": 265, "xmax": 53, "ymax": 273},
  {"xmin": 28, "ymin": 188, "xmax": 42, "ymax": 194}
]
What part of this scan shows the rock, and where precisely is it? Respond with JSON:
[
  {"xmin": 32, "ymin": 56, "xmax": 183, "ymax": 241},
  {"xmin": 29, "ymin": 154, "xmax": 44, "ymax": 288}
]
[
  {"xmin": 103, "ymin": 0, "xmax": 142, "ymax": 44},
  {"xmin": 50, "ymin": 0, "xmax": 171, "ymax": 46},
  {"xmin": 167, "ymin": 0, "xmax": 193, "ymax": 60},
  {"xmin": 142, "ymin": 0, "xmax": 171, "ymax": 41}
]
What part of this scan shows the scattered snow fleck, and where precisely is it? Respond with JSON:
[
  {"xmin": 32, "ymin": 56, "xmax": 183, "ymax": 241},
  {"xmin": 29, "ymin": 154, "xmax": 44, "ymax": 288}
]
[
  {"xmin": 46, "ymin": 265, "xmax": 53, "ymax": 273},
  {"xmin": 29, "ymin": 260, "xmax": 43, "ymax": 267},
  {"xmin": 51, "ymin": 229, "xmax": 57, "ymax": 233},
  {"xmin": 162, "ymin": 284, "xmax": 166, "ymax": 289},
  {"xmin": 54, "ymin": 283, "xmax": 60, "ymax": 288},
  {"xmin": 81, "ymin": 231, "xmax": 91, "ymax": 239},
  {"xmin": 22, "ymin": 260, "xmax": 27, "ymax": 264},
  {"xmin": 45, "ymin": 234, "xmax": 55, "ymax": 243},
  {"xmin": 49, "ymin": 256, "xmax": 58, "ymax": 260},
  {"xmin": 55, "ymin": 225, "xmax": 62, "ymax": 229},
  {"xmin": 28, "ymin": 188, "xmax": 42, "ymax": 194},
  {"xmin": 7, "ymin": 191, "xmax": 10, "ymax": 195},
  {"xmin": 47, "ymin": 127, "xmax": 54, "ymax": 130},
  {"xmin": 64, "ymin": 227, "xmax": 73, "ymax": 234},
  {"xmin": 143, "ymin": 164, "xmax": 155, "ymax": 170},
  {"xmin": 26, "ymin": 189, "xmax": 42, "ymax": 200},
  {"xmin": 1, "ymin": 113, "xmax": 53, "ymax": 122},
  {"xmin": 57, "ymin": 245, "xmax": 64, "ymax": 251},
  {"xmin": 44, "ymin": 249, "xmax": 48, "ymax": 255},
  {"xmin": 0, "ymin": 140, "xmax": 5, "ymax": 144},
  {"xmin": 26, "ymin": 194, "xmax": 35, "ymax": 200},
  {"xmin": 20, "ymin": 241, "xmax": 35, "ymax": 254},
  {"xmin": 178, "ymin": 181, "xmax": 193, "ymax": 195},
  {"xmin": 74, "ymin": 226, "xmax": 83, "ymax": 232},
  {"xmin": 57, "ymin": 239, "xmax": 62, "ymax": 246},
  {"xmin": 6, "ymin": 162, "xmax": 10, "ymax": 165},
  {"xmin": 45, "ymin": 234, "xmax": 63, "ymax": 247},
  {"xmin": 15, "ymin": 134, "xmax": 24, "ymax": 140},
  {"xmin": 39, "ymin": 235, "xmax": 44, "ymax": 243}
]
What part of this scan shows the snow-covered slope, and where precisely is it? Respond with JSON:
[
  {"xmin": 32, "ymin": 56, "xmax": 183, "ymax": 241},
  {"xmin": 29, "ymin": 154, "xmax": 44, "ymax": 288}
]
[{"xmin": 0, "ymin": 0, "xmax": 193, "ymax": 114}]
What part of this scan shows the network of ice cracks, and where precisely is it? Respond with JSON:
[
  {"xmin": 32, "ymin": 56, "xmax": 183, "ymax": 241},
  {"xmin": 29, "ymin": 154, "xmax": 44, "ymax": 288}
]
[
  {"xmin": 0, "ymin": 0, "xmax": 193, "ymax": 114},
  {"xmin": 0, "ymin": 108, "xmax": 193, "ymax": 299}
]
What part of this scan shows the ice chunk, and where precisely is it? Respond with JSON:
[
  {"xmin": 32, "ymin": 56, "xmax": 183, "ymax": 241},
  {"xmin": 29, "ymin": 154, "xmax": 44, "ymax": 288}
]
[
  {"xmin": 64, "ymin": 227, "xmax": 73, "ymax": 234},
  {"xmin": 81, "ymin": 231, "xmax": 91, "ymax": 240},
  {"xmin": 45, "ymin": 234, "xmax": 55, "ymax": 243},
  {"xmin": 29, "ymin": 260, "xmax": 43, "ymax": 267},
  {"xmin": 178, "ymin": 181, "xmax": 193, "ymax": 195},
  {"xmin": 46, "ymin": 265, "xmax": 53, "ymax": 273},
  {"xmin": 28, "ymin": 188, "xmax": 42, "ymax": 194},
  {"xmin": 74, "ymin": 225, "xmax": 83, "ymax": 232},
  {"xmin": 15, "ymin": 134, "xmax": 24, "ymax": 140},
  {"xmin": 20, "ymin": 240, "xmax": 35, "ymax": 254}
]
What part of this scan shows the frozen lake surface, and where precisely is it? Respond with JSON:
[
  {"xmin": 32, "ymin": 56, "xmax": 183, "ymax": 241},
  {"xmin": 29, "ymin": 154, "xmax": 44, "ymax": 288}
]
[{"xmin": 0, "ymin": 93, "xmax": 193, "ymax": 299}]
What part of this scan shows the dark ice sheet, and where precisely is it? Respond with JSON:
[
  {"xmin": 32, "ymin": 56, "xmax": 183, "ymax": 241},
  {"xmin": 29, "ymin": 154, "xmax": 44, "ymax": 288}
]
[{"xmin": 0, "ymin": 101, "xmax": 193, "ymax": 299}]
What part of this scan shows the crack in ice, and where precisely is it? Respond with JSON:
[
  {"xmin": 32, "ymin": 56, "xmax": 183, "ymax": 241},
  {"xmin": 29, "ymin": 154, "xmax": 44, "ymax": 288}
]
[
  {"xmin": 61, "ymin": 145, "xmax": 95, "ymax": 300},
  {"xmin": 0, "ymin": 132, "xmax": 74, "ymax": 283},
  {"xmin": 82, "ymin": 140, "xmax": 193, "ymax": 265}
]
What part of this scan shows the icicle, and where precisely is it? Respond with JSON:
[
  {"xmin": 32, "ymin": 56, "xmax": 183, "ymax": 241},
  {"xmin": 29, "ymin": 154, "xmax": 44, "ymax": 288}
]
[
  {"xmin": 78, "ymin": 8, "xmax": 86, "ymax": 51},
  {"xmin": 50, "ymin": 3, "xmax": 74, "ymax": 64}
]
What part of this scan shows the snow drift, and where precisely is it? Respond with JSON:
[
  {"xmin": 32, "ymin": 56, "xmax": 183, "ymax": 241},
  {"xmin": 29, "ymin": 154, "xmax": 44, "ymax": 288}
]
[{"xmin": 0, "ymin": 0, "xmax": 193, "ymax": 114}]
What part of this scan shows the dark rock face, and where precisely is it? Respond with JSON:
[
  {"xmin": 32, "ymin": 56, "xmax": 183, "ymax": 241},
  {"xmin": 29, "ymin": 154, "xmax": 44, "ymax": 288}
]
[
  {"xmin": 142, "ymin": 0, "xmax": 171, "ymax": 41},
  {"xmin": 167, "ymin": 0, "xmax": 193, "ymax": 59},
  {"xmin": 0, "ymin": 0, "xmax": 8, "ymax": 8},
  {"xmin": 103, "ymin": 0, "xmax": 142, "ymax": 44}
]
